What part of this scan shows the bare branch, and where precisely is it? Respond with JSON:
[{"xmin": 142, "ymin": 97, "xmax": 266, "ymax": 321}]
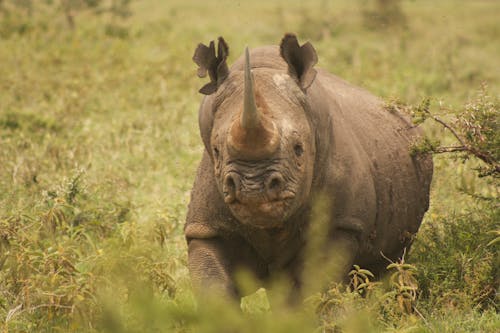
[
  {"xmin": 433, "ymin": 146, "xmax": 468, "ymax": 154},
  {"xmin": 426, "ymin": 112, "xmax": 499, "ymax": 175},
  {"xmin": 430, "ymin": 115, "xmax": 467, "ymax": 148}
]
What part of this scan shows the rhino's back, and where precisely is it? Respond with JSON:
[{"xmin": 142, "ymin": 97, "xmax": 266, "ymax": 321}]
[{"xmin": 313, "ymin": 70, "xmax": 433, "ymax": 261}]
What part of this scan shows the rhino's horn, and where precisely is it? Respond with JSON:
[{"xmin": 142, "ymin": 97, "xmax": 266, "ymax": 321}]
[
  {"xmin": 227, "ymin": 48, "xmax": 280, "ymax": 159},
  {"xmin": 241, "ymin": 47, "xmax": 261, "ymax": 129}
]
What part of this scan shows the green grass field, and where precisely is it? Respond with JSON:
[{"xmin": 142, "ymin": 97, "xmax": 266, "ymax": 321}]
[{"xmin": 0, "ymin": 0, "xmax": 498, "ymax": 331}]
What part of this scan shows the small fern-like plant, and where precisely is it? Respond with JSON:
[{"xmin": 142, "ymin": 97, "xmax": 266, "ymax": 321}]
[
  {"xmin": 385, "ymin": 254, "xmax": 419, "ymax": 314},
  {"xmin": 348, "ymin": 265, "xmax": 380, "ymax": 296}
]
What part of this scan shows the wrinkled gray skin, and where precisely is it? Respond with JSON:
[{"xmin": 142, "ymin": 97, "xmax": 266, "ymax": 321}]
[{"xmin": 185, "ymin": 35, "xmax": 433, "ymax": 299}]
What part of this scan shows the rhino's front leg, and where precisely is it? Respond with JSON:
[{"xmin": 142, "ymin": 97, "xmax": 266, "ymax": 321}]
[
  {"xmin": 186, "ymin": 224, "xmax": 268, "ymax": 299},
  {"xmin": 187, "ymin": 237, "xmax": 238, "ymax": 298}
]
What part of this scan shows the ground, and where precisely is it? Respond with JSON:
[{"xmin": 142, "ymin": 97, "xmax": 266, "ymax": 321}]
[{"xmin": 0, "ymin": 0, "xmax": 498, "ymax": 332}]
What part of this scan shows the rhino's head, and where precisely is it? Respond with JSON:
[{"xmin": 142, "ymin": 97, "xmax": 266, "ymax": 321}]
[{"xmin": 193, "ymin": 34, "xmax": 318, "ymax": 229}]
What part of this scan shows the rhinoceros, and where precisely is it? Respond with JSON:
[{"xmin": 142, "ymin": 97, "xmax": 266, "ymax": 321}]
[{"xmin": 185, "ymin": 34, "xmax": 433, "ymax": 298}]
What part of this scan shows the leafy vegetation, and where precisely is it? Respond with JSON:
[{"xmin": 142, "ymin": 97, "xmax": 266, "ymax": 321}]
[
  {"xmin": 388, "ymin": 86, "xmax": 499, "ymax": 177},
  {"xmin": 0, "ymin": 0, "xmax": 499, "ymax": 332}
]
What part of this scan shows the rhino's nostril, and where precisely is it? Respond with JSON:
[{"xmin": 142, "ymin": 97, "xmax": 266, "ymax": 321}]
[
  {"xmin": 265, "ymin": 173, "xmax": 284, "ymax": 200},
  {"xmin": 269, "ymin": 177, "xmax": 281, "ymax": 190},
  {"xmin": 223, "ymin": 173, "xmax": 239, "ymax": 203},
  {"xmin": 226, "ymin": 175, "xmax": 235, "ymax": 189}
]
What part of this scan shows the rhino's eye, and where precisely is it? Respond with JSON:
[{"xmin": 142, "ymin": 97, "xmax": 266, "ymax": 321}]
[
  {"xmin": 294, "ymin": 143, "xmax": 304, "ymax": 157},
  {"xmin": 213, "ymin": 147, "xmax": 220, "ymax": 159}
]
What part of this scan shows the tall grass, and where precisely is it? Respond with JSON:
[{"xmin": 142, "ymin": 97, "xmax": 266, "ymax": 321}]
[{"xmin": 0, "ymin": 0, "xmax": 498, "ymax": 331}]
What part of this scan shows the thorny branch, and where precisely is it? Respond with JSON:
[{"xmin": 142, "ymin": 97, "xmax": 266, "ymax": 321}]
[
  {"xmin": 430, "ymin": 114, "xmax": 500, "ymax": 173},
  {"xmin": 431, "ymin": 114, "xmax": 467, "ymax": 147},
  {"xmin": 396, "ymin": 90, "xmax": 500, "ymax": 177}
]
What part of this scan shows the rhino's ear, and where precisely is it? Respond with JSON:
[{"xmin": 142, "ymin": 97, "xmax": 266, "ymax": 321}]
[
  {"xmin": 193, "ymin": 37, "xmax": 230, "ymax": 95},
  {"xmin": 279, "ymin": 33, "xmax": 318, "ymax": 90}
]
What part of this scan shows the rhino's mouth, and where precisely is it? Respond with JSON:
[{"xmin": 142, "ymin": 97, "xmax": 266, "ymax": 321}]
[
  {"xmin": 227, "ymin": 193, "xmax": 296, "ymax": 228},
  {"xmin": 224, "ymin": 189, "xmax": 295, "ymax": 204}
]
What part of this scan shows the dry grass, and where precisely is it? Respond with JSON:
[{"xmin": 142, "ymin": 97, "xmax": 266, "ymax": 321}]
[{"xmin": 0, "ymin": 0, "xmax": 499, "ymax": 331}]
